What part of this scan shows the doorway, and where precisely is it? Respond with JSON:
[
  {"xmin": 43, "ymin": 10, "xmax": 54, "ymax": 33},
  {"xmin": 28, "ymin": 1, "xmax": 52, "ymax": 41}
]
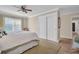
[{"xmin": 72, "ymin": 18, "xmax": 79, "ymax": 36}]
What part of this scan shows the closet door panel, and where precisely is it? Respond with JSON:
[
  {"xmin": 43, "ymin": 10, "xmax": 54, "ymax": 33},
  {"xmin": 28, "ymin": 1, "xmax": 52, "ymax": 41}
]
[
  {"xmin": 47, "ymin": 12, "xmax": 58, "ymax": 42},
  {"xmin": 38, "ymin": 16, "xmax": 47, "ymax": 39}
]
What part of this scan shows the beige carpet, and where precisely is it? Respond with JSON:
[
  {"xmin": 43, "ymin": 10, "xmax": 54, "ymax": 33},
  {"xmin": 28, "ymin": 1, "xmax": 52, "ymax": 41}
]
[
  {"xmin": 23, "ymin": 39, "xmax": 60, "ymax": 54},
  {"xmin": 23, "ymin": 38, "xmax": 79, "ymax": 54}
]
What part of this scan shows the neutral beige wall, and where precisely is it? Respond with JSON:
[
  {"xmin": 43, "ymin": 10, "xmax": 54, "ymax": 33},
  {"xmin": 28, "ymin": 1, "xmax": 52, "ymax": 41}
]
[
  {"xmin": 60, "ymin": 13, "xmax": 79, "ymax": 39},
  {"xmin": 28, "ymin": 17, "xmax": 38, "ymax": 33},
  {"xmin": 0, "ymin": 16, "xmax": 3, "ymax": 27},
  {"xmin": 60, "ymin": 14, "xmax": 72, "ymax": 39},
  {"xmin": 21, "ymin": 18, "xmax": 28, "ymax": 29}
]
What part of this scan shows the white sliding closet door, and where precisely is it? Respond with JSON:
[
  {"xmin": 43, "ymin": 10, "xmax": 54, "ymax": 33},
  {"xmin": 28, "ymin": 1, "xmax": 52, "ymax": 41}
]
[
  {"xmin": 47, "ymin": 12, "xmax": 58, "ymax": 42},
  {"xmin": 38, "ymin": 16, "xmax": 47, "ymax": 39},
  {"xmin": 38, "ymin": 11, "xmax": 59, "ymax": 42}
]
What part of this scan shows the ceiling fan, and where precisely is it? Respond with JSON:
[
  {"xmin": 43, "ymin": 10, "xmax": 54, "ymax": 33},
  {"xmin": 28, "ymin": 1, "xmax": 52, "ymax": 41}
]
[{"xmin": 15, "ymin": 5, "xmax": 32, "ymax": 13}]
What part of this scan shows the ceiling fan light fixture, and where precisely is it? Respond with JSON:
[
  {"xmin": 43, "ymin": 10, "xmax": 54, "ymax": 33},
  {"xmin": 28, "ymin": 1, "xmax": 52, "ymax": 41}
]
[{"xmin": 17, "ymin": 5, "xmax": 32, "ymax": 14}]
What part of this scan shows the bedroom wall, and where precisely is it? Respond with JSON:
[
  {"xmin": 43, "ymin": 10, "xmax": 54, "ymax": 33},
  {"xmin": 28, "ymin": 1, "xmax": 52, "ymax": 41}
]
[
  {"xmin": 28, "ymin": 17, "xmax": 38, "ymax": 33},
  {"xmin": 60, "ymin": 14, "xmax": 72, "ymax": 39},
  {"xmin": 0, "ymin": 15, "xmax": 3, "ymax": 27},
  {"xmin": 60, "ymin": 13, "xmax": 79, "ymax": 39},
  {"xmin": 21, "ymin": 18, "xmax": 28, "ymax": 29}
]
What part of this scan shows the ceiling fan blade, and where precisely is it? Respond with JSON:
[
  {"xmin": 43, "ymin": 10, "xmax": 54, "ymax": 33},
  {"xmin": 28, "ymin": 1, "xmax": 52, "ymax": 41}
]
[
  {"xmin": 22, "ymin": 10, "xmax": 27, "ymax": 13},
  {"xmin": 14, "ymin": 5, "xmax": 32, "ymax": 14},
  {"xmin": 25, "ymin": 9, "xmax": 32, "ymax": 11},
  {"xmin": 17, "ymin": 10, "xmax": 22, "ymax": 11}
]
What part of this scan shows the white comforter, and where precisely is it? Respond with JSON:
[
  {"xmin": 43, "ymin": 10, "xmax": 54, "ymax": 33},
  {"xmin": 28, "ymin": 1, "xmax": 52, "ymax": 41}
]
[{"xmin": 0, "ymin": 31, "xmax": 38, "ymax": 51}]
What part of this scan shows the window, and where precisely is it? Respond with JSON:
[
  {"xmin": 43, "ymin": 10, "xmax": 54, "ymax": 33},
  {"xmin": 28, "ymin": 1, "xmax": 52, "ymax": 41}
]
[{"xmin": 4, "ymin": 17, "xmax": 22, "ymax": 33}]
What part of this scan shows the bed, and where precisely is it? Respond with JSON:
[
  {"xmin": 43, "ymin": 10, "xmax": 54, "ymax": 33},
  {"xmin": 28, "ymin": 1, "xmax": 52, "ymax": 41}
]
[{"xmin": 0, "ymin": 31, "xmax": 39, "ymax": 54}]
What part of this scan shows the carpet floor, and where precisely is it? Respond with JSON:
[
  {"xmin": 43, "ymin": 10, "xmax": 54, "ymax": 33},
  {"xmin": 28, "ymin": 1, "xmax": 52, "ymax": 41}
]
[
  {"xmin": 23, "ymin": 38, "xmax": 79, "ymax": 54},
  {"xmin": 23, "ymin": 39, "xmax": 59, "ymax": 54}
]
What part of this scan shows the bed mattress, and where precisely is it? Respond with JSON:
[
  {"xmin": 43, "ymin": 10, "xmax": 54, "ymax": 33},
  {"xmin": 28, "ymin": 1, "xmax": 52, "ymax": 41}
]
[
  {"xmin": 0, "ymin": 31, "xmax": 39, "ymax": 54},
  {"xmin": 1, "ymin": 40, "xmax": 39, "ymax": 54}
]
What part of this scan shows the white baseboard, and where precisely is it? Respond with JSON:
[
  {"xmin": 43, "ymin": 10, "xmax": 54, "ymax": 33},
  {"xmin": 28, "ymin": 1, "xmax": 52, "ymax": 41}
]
[{"xmin": 60, "ymin": 36, "xmax": 72, "ymax": 39}]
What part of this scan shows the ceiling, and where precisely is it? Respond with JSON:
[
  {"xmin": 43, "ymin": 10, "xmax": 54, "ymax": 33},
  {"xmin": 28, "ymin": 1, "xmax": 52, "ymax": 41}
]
[{"xmin": 0, "ymin": 5, "xmax": 79, "ymax": 18}]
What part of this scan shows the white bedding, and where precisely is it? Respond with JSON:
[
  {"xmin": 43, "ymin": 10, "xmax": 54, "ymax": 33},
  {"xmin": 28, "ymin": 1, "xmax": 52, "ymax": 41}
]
[
  {"xmin": 0, "ymin": 31, "xmax": 38, "ymax": 52},
  {"xmin": 5, "ymin": 41, "xmax": 38, "ymax": 54}
]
